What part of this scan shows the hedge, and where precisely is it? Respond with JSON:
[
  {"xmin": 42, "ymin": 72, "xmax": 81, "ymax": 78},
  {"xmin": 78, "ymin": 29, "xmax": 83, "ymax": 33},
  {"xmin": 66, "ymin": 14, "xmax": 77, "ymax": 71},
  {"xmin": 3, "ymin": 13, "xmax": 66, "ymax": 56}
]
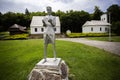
[
  {"xmin": 3, "ymin": 34, "xmax": 28, "ymax": 40},
  {"xmin": 67, "ymin": 33, "xmax": 116, "ymax": 38}
]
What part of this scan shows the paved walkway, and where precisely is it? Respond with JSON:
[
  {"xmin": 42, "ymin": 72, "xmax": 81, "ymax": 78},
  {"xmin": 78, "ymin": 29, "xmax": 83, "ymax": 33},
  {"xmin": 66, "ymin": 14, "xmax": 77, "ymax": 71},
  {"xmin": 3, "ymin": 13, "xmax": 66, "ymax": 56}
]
[{"xmin": 57, "ymin": 38, "xmax": 120, "ymax": 56}]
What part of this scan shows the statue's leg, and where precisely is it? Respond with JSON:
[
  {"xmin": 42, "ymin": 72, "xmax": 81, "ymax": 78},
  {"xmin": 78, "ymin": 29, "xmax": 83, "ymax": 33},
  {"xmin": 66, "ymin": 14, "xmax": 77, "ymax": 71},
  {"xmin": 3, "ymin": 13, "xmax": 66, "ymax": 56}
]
[
  {"xmin": 44, "ymin": 43, "xmax": 47, "ymax": 62},
  {"xmin": 52, "ymin": 42, "xmax": 57, "ymax": 61},
  {"xmin": 44, "ymin": 36, "xmax": 48, "ymax": 62}
]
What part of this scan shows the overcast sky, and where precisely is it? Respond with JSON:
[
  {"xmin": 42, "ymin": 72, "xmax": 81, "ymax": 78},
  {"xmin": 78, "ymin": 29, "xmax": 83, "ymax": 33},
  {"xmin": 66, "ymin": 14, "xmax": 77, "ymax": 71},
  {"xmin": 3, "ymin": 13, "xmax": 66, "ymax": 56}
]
[{"xmin": 0, "ymin": 0, "xmax": 120, "ymax": 13}]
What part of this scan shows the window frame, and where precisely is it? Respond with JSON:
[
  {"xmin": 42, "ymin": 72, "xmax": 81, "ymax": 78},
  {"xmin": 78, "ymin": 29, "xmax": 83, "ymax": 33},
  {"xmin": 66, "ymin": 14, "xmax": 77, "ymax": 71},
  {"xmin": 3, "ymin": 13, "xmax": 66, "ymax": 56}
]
[{"xmin": 35, "ymin": 28, "xmax": 37, "ymax": 32}]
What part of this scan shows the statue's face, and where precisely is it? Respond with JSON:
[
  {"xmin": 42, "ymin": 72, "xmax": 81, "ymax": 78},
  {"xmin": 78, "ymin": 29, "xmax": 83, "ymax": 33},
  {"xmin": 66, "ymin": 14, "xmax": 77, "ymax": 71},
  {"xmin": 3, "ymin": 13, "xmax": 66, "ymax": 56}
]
[{"xmin": 47, "ymin": 7, "xmax": 52, "ymax": 15}]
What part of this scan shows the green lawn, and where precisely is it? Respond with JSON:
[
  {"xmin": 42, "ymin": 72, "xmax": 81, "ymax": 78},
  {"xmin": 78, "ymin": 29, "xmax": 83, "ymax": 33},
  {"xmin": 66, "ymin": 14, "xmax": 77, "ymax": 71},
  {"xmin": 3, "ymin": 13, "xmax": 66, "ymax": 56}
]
[
  {"xmin": 86, "ymin": 36, "xmax": 120, "ymax": 42},
  {"xmin": 0, "ymin": 39, "xmax": 120, "ymax": 80}
]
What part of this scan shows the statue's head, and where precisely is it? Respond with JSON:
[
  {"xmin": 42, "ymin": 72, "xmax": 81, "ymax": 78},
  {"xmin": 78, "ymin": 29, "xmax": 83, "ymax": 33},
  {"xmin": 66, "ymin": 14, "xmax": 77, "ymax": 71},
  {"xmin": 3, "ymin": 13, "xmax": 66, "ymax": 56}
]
[{"xmin": 46, "ymin": 6, "xmax": 52, "ymax": 15}]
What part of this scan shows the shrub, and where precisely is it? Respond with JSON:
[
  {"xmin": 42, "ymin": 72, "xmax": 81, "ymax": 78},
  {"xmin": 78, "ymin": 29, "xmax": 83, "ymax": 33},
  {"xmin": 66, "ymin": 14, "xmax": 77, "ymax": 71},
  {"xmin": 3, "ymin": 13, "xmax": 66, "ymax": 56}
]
[
  {"xmin": 4, "ymin": 34, "xmax": 28, "ymax": 40},
  {"xmin": 67, "ymin": 33, "xmax": 116, "ymax": 38}
]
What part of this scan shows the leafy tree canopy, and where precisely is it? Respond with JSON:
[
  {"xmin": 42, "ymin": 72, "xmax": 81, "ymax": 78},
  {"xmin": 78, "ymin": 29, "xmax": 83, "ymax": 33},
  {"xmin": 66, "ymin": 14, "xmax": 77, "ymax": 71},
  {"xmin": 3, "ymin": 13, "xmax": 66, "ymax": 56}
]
[{"xmin": 93, "ymin": 6, "xmax": 103, "ymax": 20}]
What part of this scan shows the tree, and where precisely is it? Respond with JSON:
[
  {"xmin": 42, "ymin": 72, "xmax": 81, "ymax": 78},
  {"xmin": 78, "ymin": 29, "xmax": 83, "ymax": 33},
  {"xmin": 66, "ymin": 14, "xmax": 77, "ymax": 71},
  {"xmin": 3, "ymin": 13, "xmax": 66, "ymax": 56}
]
[
  {"xmin": 107, "ymin": 4, "xmax": 120, "ymax": 22},
  {"xmin": 0, "ymin": 12, "xmax": 2, "ymax": 25},
  {"xmin": 93, "ymin": 6, "xmax": 103, "ymax": 20},
  {"xmin": 0, "ymin": 12, "xmax": 30, "ymax": 31},
  {"xmin": 107, "ymin": 4, "xmax": 120, "ymax": 35},
  {"xmin": 2, "ymin": 12, "xmax": 17, "ymax": 31},
  {"xmin": 0, "ymin": 12, "xmax": 4, "ymax": 31},
  {"xmin": 60, "ymin": 10, "xmax": 90, "ymax": 33},
  {"xmin": 0, "ymin": 9, "xmax": 91, "ymax": 33},
  {"xmin": 25, "ymin": 8, "xmax": 30, "ymax": 15},
  {"xmin": 111, "ymin": 21, "xmax": 120, "ymax": 35},
  {"xmin": 55, "ymin": 10, "xmax": 65, "ymax": 17}
]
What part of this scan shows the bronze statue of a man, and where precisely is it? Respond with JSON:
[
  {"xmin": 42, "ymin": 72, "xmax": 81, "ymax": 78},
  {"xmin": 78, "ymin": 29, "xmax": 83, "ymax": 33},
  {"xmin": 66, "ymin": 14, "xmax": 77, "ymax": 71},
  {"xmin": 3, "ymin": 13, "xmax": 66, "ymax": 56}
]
[{"xmin": 42, "ymin": 6, "xmax": 56, "ymax": 62}]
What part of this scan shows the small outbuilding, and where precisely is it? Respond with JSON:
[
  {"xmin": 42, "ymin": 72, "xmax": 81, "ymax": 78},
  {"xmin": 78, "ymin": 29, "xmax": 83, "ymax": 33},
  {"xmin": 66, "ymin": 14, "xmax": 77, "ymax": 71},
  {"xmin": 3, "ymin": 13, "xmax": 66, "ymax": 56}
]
[{"xmin": 9, "ymin": 24, "xmax": 27, "ymax": 35}]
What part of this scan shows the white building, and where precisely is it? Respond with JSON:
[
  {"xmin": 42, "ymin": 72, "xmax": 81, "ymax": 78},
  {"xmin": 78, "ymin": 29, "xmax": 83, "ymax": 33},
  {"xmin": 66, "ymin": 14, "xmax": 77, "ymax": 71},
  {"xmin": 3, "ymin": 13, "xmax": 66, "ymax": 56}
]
[
  {"xmin": 30, "ymin": 16, "xmax": 61, "ymax": 35},
  {"xmin": 82, "ymin": 14, "xmax": 110, "ymax": 33}
]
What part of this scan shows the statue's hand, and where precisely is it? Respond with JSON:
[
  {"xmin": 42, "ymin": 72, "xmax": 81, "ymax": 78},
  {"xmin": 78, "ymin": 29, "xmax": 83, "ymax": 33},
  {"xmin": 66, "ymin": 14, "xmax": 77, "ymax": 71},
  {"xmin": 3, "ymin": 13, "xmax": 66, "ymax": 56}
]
[
  {"xmin": 42, "ymin": 20, "xmax": 46, "ymax": 27},
  {"xmin": 48, "ymin": 19, "xmax": 52, "ymax": 23}
]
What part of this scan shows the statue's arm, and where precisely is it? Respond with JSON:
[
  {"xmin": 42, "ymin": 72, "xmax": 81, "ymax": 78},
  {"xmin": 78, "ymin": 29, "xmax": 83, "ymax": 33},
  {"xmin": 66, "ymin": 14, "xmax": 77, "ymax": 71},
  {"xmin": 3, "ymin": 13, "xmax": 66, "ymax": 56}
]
[
  {"xmin": 42, "ymin": 19, "xmax": 46, "ymax": 27},
  {"xmin": 48, "ymin": 17, "xmax": 56, "ymax": 27},
  {"xmin": 52, "ymin": 17, "xmax": 56, "ymax": 27}
]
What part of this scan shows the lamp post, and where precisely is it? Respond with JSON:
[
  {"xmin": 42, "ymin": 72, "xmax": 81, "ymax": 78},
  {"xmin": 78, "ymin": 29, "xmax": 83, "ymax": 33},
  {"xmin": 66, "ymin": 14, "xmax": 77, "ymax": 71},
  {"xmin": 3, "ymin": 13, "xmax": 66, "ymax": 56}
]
[{"xmin": 109, "ymin": 12, "xmax": 111, "ymax": 41}]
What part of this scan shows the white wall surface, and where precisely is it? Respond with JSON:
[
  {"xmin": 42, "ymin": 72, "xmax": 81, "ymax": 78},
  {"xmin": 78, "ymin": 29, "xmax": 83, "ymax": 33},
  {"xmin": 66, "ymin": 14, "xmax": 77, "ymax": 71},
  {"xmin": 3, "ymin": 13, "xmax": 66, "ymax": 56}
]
[
  {"xmin": 82, "ymin": 25, "xmax": 109, "ymax": 33},
  {"xmin": 30, "ymin": 26, "xmax": 60, "ymax": 34}
]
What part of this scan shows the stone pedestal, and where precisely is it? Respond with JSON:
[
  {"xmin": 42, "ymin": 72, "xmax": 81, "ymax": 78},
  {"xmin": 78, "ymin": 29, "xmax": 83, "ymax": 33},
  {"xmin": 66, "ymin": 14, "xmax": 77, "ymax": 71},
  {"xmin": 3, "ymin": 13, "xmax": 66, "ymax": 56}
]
[{"xmin": 28, "ymin": 58, "xmax": 69, "ymax": 80}]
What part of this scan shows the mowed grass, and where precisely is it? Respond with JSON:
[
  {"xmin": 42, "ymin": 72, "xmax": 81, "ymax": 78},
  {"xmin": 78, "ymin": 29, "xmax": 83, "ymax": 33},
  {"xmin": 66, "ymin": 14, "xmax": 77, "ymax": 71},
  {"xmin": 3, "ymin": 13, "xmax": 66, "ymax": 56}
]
[
  {"xmin": 0, "ymin": 39, "xmax": 120, "ymax": 80},
  {"xmin": 86, "ymin": 36, "xmax": 120, "ymax": 42}
]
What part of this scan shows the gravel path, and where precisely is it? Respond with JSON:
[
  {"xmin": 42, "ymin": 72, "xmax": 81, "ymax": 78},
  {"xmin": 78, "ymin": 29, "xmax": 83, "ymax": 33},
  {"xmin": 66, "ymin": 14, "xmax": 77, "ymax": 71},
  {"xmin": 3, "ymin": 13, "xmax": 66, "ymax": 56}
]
[{"xmin": 57, "ymin": 38, "xmax": 120, "ymax": 56}]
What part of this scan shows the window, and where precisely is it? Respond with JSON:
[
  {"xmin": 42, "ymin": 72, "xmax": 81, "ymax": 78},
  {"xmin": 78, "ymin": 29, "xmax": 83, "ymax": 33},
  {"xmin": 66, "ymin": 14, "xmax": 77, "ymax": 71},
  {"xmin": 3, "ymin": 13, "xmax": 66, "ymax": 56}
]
[
  {"xmin": 100, "ymin": 27, "xmax": 102, "ymax": 31},
  {"xmin": 54, "ymin": 28, "xmax": 56, "ymax": 31},
  {"xmin": 105, "ymin": 27, "xmax": 108, "ymax": 32},
  {"xmin": 35, "ymin": 28, "xmax": 37, "ymax": 32},
  {"xmin": 102, "ymin": 18, "xmax": 104, "ymax": 21},
  {"xmin": 41, "ymin": 28, "xmax": 44, "ymax": 32},
  {"xmin": 91, "ymin": 27, "xmax": 93, "ymax": 31}
]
